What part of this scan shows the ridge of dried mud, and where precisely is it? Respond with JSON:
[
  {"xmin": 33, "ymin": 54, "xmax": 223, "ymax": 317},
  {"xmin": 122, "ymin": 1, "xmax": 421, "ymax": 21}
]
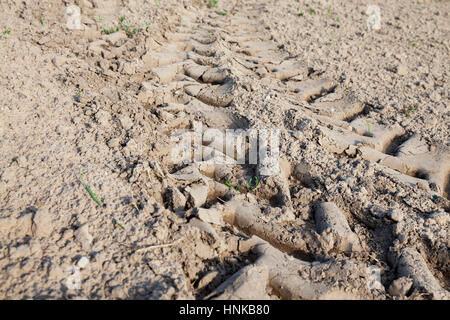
[{"xmin": 0, "ymin": 0, "xmax": 448, "ymax": 300}]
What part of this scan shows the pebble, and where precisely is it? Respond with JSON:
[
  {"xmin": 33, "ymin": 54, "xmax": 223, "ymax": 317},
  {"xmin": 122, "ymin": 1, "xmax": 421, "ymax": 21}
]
[
  {"xmin": 95, "ymin": 110, "xmax": 111, "ymax": 126},
  {"xmin": 430, "ymin": 91, "xmax": 441, "ymax": 102},
  {"xmin": 195, "ymin": 208, "xmax": 224, "ymax": 226},
  {"xmin": 74, "ymin": 224, "xmax": 93, "ymax": 251},
  {"xmin": 102, "ymin": 31, "xmax": 127, "ymax": 46},
  {"xmin": 186, "ymin": 184, "xmax": 209, "ymax": 208},
  {"xmin": 107, "ymin": 137, "xmax": 121, "ymax": 148},
  {"xmin": 77, "ymin": 256, "xmax": 90, "ymax": 269},
  {"xmin": 166, "ymin": 187, "xmax": 186, "ymax": 212},
  {"xmin": 9, "ymin": 244, "xmax": 31, "ymax": 260},
  {"xmin": 0, "ymin": 216, "xmax": 19, "ymax": 237},
  {"xmin": 396, "ymin": 64, "xmax": 408, "ymax": 75},
  {"xmin": 32, "ymin": 208, "xmax": 53, "ymax": 238},
  {"xmin": 197, "ymin": 271, "xmax": 219, "ymax": 290},
  {"xmin": 389, "ymin": 208, "xmax": 404, "ymax": 222},
  {"xmin": 118, "ymin": 115, "xmax": 133, "ymax": 131},
  {"xmin": 51, "ymin": 56, "xmax": 67, "ymax": 67},
  {"xmin": 111, "ymin": 286, "xmax": 126, "ymax": 299},
  {"xmin": 388, "ymin": 277, "xmax": 413, "ymax": 296},
  {"xmin": 38, "ymin": 36, "xmax": 51, "ymax": 45},
  {"xmin": 121, "ymin": 62, "xmax": 136, "ymax": 75}
]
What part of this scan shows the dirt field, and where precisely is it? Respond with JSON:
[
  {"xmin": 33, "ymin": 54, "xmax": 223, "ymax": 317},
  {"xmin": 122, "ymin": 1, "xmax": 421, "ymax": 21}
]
[{"xmin": 0, "ymin": 0, "xmax": 448, "ymax": 300}]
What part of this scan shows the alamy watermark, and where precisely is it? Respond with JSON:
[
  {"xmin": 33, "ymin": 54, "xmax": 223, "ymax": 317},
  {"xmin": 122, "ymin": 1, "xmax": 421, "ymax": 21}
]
[
  {"xmin": 366, "ymin": 265, "xmax": 383, "ymax": 291},
  {"xmin": 65, "ymin": 5, "xmax": 82, "ymax": 30},
  {"xmin": 65, "ymin": 265, "xmax": 81, "ymax": 290},
  {"xmin": 170, "ymin": 121, "xmax": 280, "ymax": 176},
  {"xmin": 366, "ymin": 5, "xmax": 381, "ymax": 30}
]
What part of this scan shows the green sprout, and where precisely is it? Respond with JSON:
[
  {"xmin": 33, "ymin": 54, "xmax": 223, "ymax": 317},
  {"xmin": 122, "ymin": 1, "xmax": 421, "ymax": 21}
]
[
  {"xmin": 247, "ymin": 176, "xmax": 260, "ymax": 190},
  {"xmin": 41, "ymin": 18, "xmax": 45, "ymax": 27},
  {"xmin": 216, "ymin": 11, "xmax": 227, "ymax": 16},
  {"xmin": 306, "ymin": 4, "xmax": 317, "ymax": 15},
  {"xmin": 79, "ymin": 174, "xmax": 104, "ymax": 207},
  {"xmin": 299, "ymin": 10, "xmax": 304, "ymax": 16},
  {"xmin": 154, "ymin": 0, "xmax": 160, "ymax": 8},
  {"xmin": 407, "ymin": 105, "xmax": 417, "ymax": 118},
  {"xmin": 102, "ymin": 26, "xmax": 119, "ymax": 34},
  {"xmin": 208, "ymin": 0, "xmax": 218, "ymax": 8},
  {"xmin": 102, "ymin": 17, "xmax": 141, "ymax": 36},
  {"xmin": 1, "ymin": 30, "xmax": 10, "ymax": 39},
  {"xmin": 366, "ymin": 120, "xmax": 373, "ymax": 137},
  {"xmin": 224, "ymin": 181, "xmax": 241, "ymax": 191},
  {"xmin": 327, "ymin": 41, "xmax": 335, "ymax": 46},
  {"xmin": 336, "ymin": 17, "xmax": 340, "ymax": 22},
  {"xmin": 113, "ymin": 219, "xmax": 126, "ymax": 230},
  {"xmin": 411, "ymin": 40, "xmax": 418, "ymax": 47},
  {"xmin": 328, "ymin": 7, "xmax": 332, "ymax": 16},
  {"xmin": 98, "ymin": 16, "xmax": 103, "ymax": 22}
]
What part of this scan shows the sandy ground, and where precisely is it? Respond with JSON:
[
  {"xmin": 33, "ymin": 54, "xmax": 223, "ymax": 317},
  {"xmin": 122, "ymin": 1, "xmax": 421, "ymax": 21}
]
[{"xmin": 0, "ymin": 0, "xmax": 448, "ymax": 300}]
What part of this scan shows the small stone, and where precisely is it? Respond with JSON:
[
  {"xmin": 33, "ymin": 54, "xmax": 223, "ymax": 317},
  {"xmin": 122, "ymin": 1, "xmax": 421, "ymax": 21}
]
[
  {"xmin": 188, "ymin": 218, "xmax": 218, "ymax": 238},
  {"xmin": 293, "ymin": 162, "xmax": 314, "ymax": 187},
  {"xmin": 16, "ymin": 156, "xmax": 28, "ymax": 168},
  {"xmin": 389, "ymin": 277, "xmax": 413, "ymax": 296},
  {"xmin": 430, "ymin": 91, "xmax": 441, "ymax": 102},
  {"xmin": 165, "ymin": 187, "xmax": 186, "ymax": 212},
  {"xmin": 111, "ymin": 286, "xmax": 126, "ymax": 299},
  {"xmin": 51, "ymin": 56, "xmax": 67, "ymax": 67},
  {"xmin": 32, "ymin": 208, "xmax": 53, "ymax": 238},
  {"xmin": 95, "ymin": 110, "xmax": 111, "ymax": 126},
  {"xmin": 38, "ymin": 36, "xmax": 51, "ymax": 45},
  {"xmin": 186, "ymin": 183, "xmax": 209, "ymax": 207},
  {"xmin": 396, "ymin": 64, "xmax": 408, "ymax": 76},
  {"xmin": 74, "ymin": 224, "xmax": 93, "ymax": 251},
  {"xmin": 118, "ymin": 115, "xmax": 133, "ymax": 131},
  {"xmin": 390, "ymin": 208, "xmax": 404, "ymax": 222},
  {"xmin": 102, "ymin": 31, "xmax": 127, "ymax": 46},
  {"xmin": 121, "ymin": 62, "xmax": 136, "ymax": 75},
  {"xmin": 107, "ymin": 138, "xmax": 121, "ymax": 148},
  {"xmin": 195, "ymin": 241, "xmax": 215, "ymax": 259},
  {"xmin": 197, "ymin": 271, "xmax": 219, "ymax": 290},
  {"xmin": 0, "ymin": 216, "xmax": 17, "ymax": 237},
  {"xmin": 77, "ymin": 256, "xmax": 89, "ymax": 269},
  {"xmin": 9, "ymin": 244, "xmax": 31, "ymax": 260},
  {"xmin": 195, "ymin": 208, "xmax": 224, "ymax": 226}
]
